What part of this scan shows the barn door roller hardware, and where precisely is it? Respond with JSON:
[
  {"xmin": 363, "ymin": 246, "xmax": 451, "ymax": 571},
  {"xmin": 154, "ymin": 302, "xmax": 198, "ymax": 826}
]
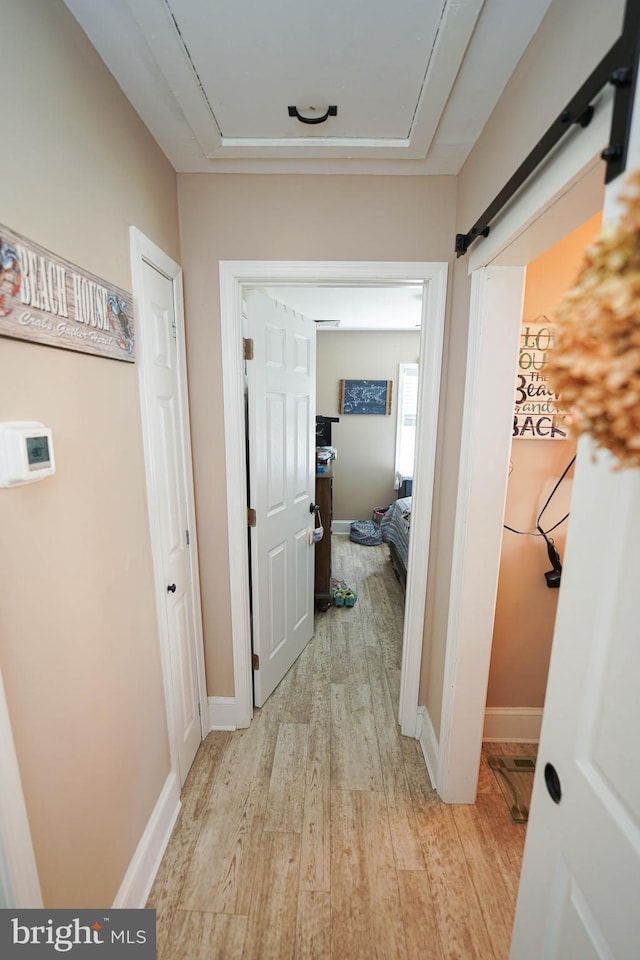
[
  {"xmin": 288, "ymin": 105, "xmax": 338, "ymax": 125},
  {"xmin": 455, "ymin": 0, "xmax": 640, "ymax": 257}
]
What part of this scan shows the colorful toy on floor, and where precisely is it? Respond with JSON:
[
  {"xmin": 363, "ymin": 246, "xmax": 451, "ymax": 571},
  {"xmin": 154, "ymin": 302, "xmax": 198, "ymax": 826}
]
[
  {"xmin": 343, "ymin": 588, "xmax": 357, "ymax": 606},
  {"xmin": 331, "ymin": 578, "xmax": 358, "ymax": 607}
]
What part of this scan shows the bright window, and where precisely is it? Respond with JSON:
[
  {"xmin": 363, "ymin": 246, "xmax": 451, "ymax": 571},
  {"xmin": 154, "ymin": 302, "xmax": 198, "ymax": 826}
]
[{"xmin": 394, "ymin": 363, "xmax": 419, "ymax": 486}]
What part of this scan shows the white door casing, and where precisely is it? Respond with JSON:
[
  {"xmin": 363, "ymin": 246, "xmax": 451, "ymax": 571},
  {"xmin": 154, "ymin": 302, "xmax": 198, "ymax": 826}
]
[
  {"xmin": 219, "ymin": 261, "xmax": 448, "ymax": 731},
  {"xmin": 435, "ymin": 265, "xmax": 525, "ymax": 801},
  {"xmin": 436, "ymin": 139, "xmax": 610, "ymax": 800},
  {"xmin": 246, "ymin": 290, "xmax": 316, "ymax": 706},
  {"xmin": 130, "ymin": 228, "xmax": 207, "ymax": 787},
  {"xmin": 509, "ymin": 89, "xmax": 640, "ymax": 957}
]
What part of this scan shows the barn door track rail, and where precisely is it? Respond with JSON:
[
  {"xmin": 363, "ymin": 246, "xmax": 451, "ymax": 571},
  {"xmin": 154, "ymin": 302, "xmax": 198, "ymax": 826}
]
[{"xmin": 455, "ymin": 0, "xmax": 640, "ymax": 258}]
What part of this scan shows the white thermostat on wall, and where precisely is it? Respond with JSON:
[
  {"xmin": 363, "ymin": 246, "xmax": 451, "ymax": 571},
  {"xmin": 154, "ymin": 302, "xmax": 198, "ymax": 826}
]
[{"xmin": 0, "ymin": 421, "xmax": 56, "ymax": 487}]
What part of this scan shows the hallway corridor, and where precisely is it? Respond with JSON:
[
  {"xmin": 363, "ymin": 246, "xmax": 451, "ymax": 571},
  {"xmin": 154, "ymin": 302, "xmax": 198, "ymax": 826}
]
[{"xmin": 147, "ymin": 537, "xmax": 527, "ymax": 959}]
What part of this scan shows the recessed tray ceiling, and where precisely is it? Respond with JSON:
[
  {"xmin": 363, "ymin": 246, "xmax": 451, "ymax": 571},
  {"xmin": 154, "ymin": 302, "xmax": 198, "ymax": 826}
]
[{"xmin": 63, "ymin": 0, "xmax": 553, "ymax": 173}]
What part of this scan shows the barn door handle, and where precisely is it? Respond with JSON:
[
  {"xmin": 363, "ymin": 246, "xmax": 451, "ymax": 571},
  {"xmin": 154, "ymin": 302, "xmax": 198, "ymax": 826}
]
[
  {"xmin": 167, "ymin": 583, "xmax": 177, "ymax": 593},
  {"xmin": 544, "ymin": 762, "xmax": 562, "ymax": 804}
]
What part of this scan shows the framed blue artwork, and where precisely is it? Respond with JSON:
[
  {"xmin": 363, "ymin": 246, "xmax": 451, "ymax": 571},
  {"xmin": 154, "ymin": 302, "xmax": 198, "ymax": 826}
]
[{"xmin": 339, "ymin": 379, "xmax": 392, "ymax": 415}]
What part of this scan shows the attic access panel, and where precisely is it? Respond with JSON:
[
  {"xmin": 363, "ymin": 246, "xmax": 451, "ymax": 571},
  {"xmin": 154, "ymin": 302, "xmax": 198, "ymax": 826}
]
[
  {"xmin": 168, "ymin": 0, "xmax": 443, "ymax": 141},
  {"xmin": 64, "ymin": 0, "xmax": 555, "ymax": 168}
]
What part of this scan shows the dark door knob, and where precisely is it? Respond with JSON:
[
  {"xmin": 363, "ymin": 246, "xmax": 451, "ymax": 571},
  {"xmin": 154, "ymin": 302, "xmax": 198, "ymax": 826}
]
[
  {"xmin": 544, "ymin": 762, "xmax": 562, "ymax": 804},
  {"xmin": 167, "ymin": 583, "xmax": 177, "ymax": 593},
  {"xmin": 309, "ymin": 502, "xmax": 317, "ymax": 514}
]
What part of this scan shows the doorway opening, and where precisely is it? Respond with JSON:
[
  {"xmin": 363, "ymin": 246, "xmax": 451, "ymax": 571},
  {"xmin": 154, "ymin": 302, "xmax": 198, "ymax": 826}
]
[
  {"xmin": 486, "ymin": 215, "xmax": 603, "ymax": 732},
  {"xmin": 436, "ymin": 154, "xmax": 608, "ymax": 804},
  {"xmin": 481, "ymin": 212, "xmax": 602, "ymax": 823},
  {"xmin": 245, "ymin": 283, "xmax": 423, "ymax": 709},
  {"xmin": 219, "ymin": 261, "xmax": 448, "ymax": 734}
]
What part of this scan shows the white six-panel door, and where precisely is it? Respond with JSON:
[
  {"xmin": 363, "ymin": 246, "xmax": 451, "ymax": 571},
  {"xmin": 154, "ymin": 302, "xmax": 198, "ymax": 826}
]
[
  {"xmin": 137, "ymin": 259, "xmax": 202, "ymax": 784},
  {"xmin": 246, "ymin": 290, "xmax": 316, "ymax": 707}
]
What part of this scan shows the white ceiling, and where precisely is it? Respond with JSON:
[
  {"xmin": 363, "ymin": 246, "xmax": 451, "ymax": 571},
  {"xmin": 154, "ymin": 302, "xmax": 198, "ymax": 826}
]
[
  {"xmin": 63, "ymin": 0, "xmax": 553, "ymax": 175},
  {"xmin": 265, "ymin": 285, "xmax": 424, "ymax": 331}
]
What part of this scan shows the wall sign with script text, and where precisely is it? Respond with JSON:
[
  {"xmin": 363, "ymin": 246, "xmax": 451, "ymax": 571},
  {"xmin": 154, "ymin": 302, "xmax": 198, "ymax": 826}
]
[
  {"xmin": 513, "ymin": 319, "xmax": 569, "ymax": 439},
  {"xmin": 0, "ymin": 222, "xmax": 134, "ymax": 362}
]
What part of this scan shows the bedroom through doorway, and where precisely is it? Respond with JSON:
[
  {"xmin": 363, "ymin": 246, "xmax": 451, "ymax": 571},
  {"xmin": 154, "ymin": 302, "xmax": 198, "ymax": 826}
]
[
  {"xmin": 252, "ymin": 283, "xmax": 424, "ymax": 722},
  {"xmin": 220, "ymin": 260, "xmax": 448, "ymax": 736}
]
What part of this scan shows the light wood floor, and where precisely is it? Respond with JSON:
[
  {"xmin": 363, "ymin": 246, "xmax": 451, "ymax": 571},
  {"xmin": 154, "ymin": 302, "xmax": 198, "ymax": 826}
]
[{"xmin": 148, "ymin": 536, "xmax": 533, "ymax": 960}]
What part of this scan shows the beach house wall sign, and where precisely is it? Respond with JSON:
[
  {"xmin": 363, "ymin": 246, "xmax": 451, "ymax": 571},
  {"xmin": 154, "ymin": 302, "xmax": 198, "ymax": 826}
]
[{"xmin": 0, "ymin": 222, "xmax": 134, "ymax": 362}]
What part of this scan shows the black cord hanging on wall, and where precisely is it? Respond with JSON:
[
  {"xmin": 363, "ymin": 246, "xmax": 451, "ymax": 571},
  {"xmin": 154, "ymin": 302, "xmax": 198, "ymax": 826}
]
[
  {"xmin": 503, "ymin": 455, "xmax": 576, "ymax": 589},
  {"xmin": 539, "ymin": 528, "xmax": 563, "ymax": 589},
  {"xmin": 536, "ymin": 456, "xmax": 575, "ymax": 588}
]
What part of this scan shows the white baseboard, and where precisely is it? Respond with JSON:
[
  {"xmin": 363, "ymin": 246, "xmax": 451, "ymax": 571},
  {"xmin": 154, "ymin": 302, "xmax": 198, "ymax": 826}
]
[
  {"xmin": 483, "ymin": 707, "xmax": 543, "ymax": 743},
  {"xmin": 112, "ymin": 770, "xmax": 181, "ymax": 908},
  {"xmin": 332, "ymin": 521, "xmax": 391, "ymax": 536},
  {"xmin": 208, "ymin": 696, "xmax": 237, "ymax": 731},
  {"xmin": 417, "ymin": 706, "xmax": 439, "ymax": 790},
  {"xmin": 331, "ymin": 520, "xmax": 352, "ymax": 535}
]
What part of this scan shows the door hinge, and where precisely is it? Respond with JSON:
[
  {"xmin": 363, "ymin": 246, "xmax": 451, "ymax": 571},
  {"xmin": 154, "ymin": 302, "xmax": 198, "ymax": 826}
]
[
  {"xmin": 186, "ymin": 529, "xmax": 190, "ymax": 545},
  {"xmin": 252, "ymin": 653, "xmax": 260, "ymax": 670},
  {"xmin": 243, "ymin": 337, "xmax": 254, "ymax": 360},
  {"xmin": 198, "ymin": 701, "xmax": 201, "ymax": 717},
  {"xmin": 247, "ymin": 507, "xmax": 257, "ymax": 527}
]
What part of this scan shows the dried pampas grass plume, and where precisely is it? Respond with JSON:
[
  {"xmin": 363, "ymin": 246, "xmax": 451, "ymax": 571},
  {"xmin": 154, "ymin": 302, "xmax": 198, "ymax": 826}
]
[{"xmin": 546, "ymin": 170, "xmax": 640, "ymax": 468}]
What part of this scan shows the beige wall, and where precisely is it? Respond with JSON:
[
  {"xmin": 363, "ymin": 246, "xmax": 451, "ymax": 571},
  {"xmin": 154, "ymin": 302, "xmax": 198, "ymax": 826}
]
[
  {"xmin": 487, "ymin": 213, "xmax": 601, "ymax": 707},
  {"xmin": 0, "ymin": 0, "xmax": 180, "ymax": 906},
  {"xmin": 177, "ymin": 173, "xmax": 456, "ymax": 696},
  {"xmin": 420, "ymin": 0, "xmax": 625, "ymax": 736},
  {"xmin": 3, "ymin": 10, "xmax": 619, "ymax": 898},
  {"xmin": 316, "ymin": 331, "xmax": 420, "ymax": 519}
]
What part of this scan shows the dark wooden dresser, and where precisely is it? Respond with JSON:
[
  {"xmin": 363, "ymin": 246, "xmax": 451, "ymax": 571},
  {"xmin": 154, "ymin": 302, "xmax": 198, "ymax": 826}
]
[{"xmin": 314, "ymin": 466, "xmax": 333, "ymax": 610}]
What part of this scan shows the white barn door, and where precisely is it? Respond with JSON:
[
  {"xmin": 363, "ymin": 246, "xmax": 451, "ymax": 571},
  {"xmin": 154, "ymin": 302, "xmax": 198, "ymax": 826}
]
[
  {"xmin": 511, "ymin": 89, "xmax": 640, "ymax": 957},
  {"xmin": 510, "ymin": 448, "xmax": 640, "ymax": 958}
]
